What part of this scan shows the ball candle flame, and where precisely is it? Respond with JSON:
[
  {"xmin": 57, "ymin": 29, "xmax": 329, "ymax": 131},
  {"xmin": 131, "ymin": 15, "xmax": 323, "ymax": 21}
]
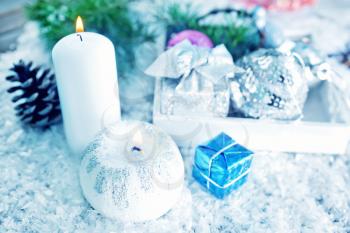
[
  {"xmin": 130, "ymin": 131, "xmax": 143, "ymax": 156},
  {"xmin": 125, "ymin": 128, "xmax": 156, "ymax": 161},
  {"xmin": 52, "ymin": 16, "xmax": 121, "ymax": 156}
]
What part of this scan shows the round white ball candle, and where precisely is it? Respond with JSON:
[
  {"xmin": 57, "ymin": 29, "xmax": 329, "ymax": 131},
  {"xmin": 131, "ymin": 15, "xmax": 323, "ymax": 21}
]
[
  {"xmin": 52, "ymin": 17, "xmax": 121, "ymax": 155},
  {"xmin": 80, "ymin": 121, "xmax": 185, "ymax": 222}
]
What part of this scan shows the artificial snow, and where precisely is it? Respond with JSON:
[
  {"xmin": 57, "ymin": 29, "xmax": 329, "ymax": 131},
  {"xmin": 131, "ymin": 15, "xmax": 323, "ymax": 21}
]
[{"xmin": 1, "ymin": 0, "xmax": 350, "ymax": 232}]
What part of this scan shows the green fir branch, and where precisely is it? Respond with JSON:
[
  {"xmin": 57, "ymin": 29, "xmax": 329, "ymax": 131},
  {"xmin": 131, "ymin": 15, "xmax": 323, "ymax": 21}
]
[
  {"xmin": 158, "ymin": 3, "xmax": 261, "ymax": 59},
  {"xmin": 26, "ymin": 0, "xmax": 156, "ymax": 74}
]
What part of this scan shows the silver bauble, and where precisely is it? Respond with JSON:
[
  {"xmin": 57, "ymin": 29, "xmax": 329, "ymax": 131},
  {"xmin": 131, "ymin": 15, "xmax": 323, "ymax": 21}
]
[{"xmin": 231, "ymin": 49, "xmax": 309, "ymax": 120}]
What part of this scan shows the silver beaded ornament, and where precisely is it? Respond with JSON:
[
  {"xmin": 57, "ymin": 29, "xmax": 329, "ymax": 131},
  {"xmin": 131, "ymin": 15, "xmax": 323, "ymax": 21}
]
[{"xmin": 231, "ymin": 49, "xmax": 309, "ymax": 120}]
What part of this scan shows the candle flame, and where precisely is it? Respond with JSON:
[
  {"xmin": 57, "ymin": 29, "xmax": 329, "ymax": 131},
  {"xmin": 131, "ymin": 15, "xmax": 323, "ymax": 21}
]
[
  {"xmin": 76, "ymin": 16, "xmax": 84, "ymax": 33},
  {"xmin": 133, "ymin": 131, "xmax": 143, "ymax": 146},
  {"xmin": 130, "ymin": 131, "xmax": 143, "ymax": 155}
]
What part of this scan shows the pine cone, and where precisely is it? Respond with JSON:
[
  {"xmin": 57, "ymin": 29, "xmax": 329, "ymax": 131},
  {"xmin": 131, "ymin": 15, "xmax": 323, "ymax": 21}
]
[{"xmin": 6, "ymin": 60, "xmax": 61, "ymax": 127}]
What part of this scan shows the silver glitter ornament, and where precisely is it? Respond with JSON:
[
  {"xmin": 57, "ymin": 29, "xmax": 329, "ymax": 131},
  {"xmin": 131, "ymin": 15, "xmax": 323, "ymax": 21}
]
[
  {"xmin": 278, "ymin": 39, "xmax": 334, "ymax": 87},
  {"xmin": 232, "ymin": 49, "xmax": 309, "ymax": 120}
]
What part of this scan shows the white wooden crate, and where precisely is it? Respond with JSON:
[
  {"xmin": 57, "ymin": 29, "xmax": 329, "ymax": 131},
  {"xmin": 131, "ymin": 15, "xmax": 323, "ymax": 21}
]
[{"xmin": 153, "ymin": 79, "xmax": 350, "ymax": 154}]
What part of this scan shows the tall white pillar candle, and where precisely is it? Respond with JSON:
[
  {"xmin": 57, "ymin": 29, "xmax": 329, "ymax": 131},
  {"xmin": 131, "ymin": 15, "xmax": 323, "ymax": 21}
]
[{"xmin": 52, "ymin": 17, "xmax": 121, "ymax": 155}]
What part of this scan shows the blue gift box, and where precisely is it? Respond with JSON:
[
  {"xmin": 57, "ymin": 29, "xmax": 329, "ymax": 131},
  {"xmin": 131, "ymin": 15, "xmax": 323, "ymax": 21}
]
[{"xmin": 192, "ymin": 132, "xmax": 254, "ymax": 199}]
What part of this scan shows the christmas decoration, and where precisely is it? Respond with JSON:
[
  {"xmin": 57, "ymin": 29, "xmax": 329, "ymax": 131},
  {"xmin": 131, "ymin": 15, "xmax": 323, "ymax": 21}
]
[
  {"xmin": 277, "ymin": 39, "xmax": 345, "ymax": 87},
  {"xmin": 52, "ymin": 19, "xmax": 121, "ymax": 156},
  {"xmin": 2, "ymin": 0, "xmax": 350, "ymax": 232},
  {"xmin": 288, "ymin": 39, "xmax": 335, "ymax": 87},
  {"xmin": 231, "ymin": 49, "xmax": 309, "ymax": 120},
  {"xmin": 6, "ymin": 60, "xmax": 61, "ymax": 127},
  {"xmin": 167, "ymin": 30, "xmax": 214, "ymax": 48},
  {"xmin": 192, "ymin": 132, "xmax": 253, "ymax": 199},
  {"xmin": 159, "ymin": 3, "xmax": 262, "ymax": 60},
  {"xmin": 329, "ymin": 42, "xmax": 350, "ymax": 69},
  {"xmin": 80, "ymin": 121, "xmax": 184, "ymax": 222},
  {"xmin": 240, "ymin": 0, "xmax": 315, "ymax": 11},
  {"xmin": 145, "ymin": 40, "xmax": 240, "ymax": 117},
  {"xmin": 26, "ymin": 0, "xmax": 155, "ymax": 74}
]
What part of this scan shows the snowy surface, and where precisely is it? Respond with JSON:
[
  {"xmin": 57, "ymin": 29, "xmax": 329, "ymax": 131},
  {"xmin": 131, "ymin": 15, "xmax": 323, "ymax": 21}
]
[{"xmin": 1, "ymin": 0, "xmax": 350, "ymax": 232}]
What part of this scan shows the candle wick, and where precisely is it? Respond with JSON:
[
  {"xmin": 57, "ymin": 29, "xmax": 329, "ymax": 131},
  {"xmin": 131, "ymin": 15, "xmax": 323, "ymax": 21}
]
[
  {"xmin": 131, "ymin": 146, "xmax": 142, "ymax": 153},
  {"xmin": 76, "ymin": 34, "xmax": 83, "ymax": 42}
]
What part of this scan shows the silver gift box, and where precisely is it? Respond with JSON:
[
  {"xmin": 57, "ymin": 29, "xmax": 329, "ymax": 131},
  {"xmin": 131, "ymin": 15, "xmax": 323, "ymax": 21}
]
[
  {"xmin": 160, "ymin": 78, "xmax": 230, "ymax": 117},
  {"xmin": 146, "ymin": 40, "xmax": 239, "ymax": 117}
]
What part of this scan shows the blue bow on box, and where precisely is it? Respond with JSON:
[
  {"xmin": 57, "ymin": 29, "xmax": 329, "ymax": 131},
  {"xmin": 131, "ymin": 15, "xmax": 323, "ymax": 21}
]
[
  {"xmin": 145, "ymin": 40, "xmax": 241, "ymax": 117},
  {"xmin": 193, "ymin": 132, "xmax": 254, "ymax": 199}
]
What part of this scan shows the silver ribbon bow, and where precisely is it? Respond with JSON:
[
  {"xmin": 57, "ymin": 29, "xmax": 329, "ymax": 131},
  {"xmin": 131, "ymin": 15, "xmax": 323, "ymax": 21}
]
[{"xmin": 145, "ymin": 40, "xmax": 241, "ymax": 94}]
